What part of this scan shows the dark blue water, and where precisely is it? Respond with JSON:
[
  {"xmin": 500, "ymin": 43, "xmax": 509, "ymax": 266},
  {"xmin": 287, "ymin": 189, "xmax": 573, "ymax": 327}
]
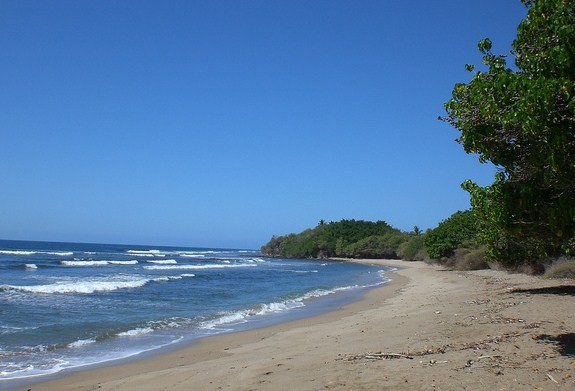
[{"xmin": 0, "ymin": 240, "xmax": 389, "ymax": 383}]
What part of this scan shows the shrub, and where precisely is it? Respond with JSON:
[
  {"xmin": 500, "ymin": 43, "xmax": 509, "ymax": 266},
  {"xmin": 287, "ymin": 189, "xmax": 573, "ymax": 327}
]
[
  {"xmin": 424, "ymin": 210, "xmax": 479, "ymax": 259},
  {"xmin": 398, "ymin": 235, "xmax": 426, "ymax": 261},
  {"xmin": 544, "ymin": 258, "xmax": 575, "ymax": 279},
  {"xmin": 452, "ymin": 246, "xmax": 489, "ymax": 271}
]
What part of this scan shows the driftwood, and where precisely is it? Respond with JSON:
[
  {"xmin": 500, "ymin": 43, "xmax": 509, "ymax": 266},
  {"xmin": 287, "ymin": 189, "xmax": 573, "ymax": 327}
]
[{"xmin": 338, "ymin": 352, "xmax": 413, "ymax": 361}]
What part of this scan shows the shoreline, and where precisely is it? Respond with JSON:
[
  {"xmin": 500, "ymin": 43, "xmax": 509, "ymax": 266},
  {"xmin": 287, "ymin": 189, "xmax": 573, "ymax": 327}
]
[
  {"xmin": 7, "ymin": 259, "xmax": 400, "ymax": 391},
  {"xmin": 13, "ymin": 259, "xmax": 575, "ymax": 390}
]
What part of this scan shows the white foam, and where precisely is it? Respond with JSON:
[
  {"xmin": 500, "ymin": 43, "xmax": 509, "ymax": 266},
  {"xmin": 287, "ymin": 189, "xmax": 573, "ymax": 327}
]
[
  {"xmin": 60, "ymin": 260, "xmax": 109, "ymax": 266},
  {"xmin": 68, "ymin": 338, "xmax": 96, "ymax": 348},
  {"xmin": 143, "ymin": 264, "xmax": 257, "ymax": 271},
  {"xmin": 0, "ymin": 364, "xmax": 36, "ymax": 377},
  {"xmin": 179, "ymin": 253, "xmax": 205, "ymax": 258},
  {"xmin": 117, "ymin": 327, "xmax": 154, "ymax": 337},
  {"xmin": 202, "ymin": 300, "xmax": 305, "ymax": 330},
  {"xmin": 180, "ymin": 274, "xmax": 196, "ymax": 278},
  {"xmin": 202, "ymin": 312, "xmax": 247, "ymax": 329},
  {"xmin": 152, "ymin": 276, "xmax": 182, "ymax": 282},
  {"xmin": 24, "ymin": 264, "xmax": 38, "ymax": 270},
  {"xmin": 126, "ymin": 250, "xmax": 165, "ymax": 257},
  {"xmin": 126, "ymin": 253, "xmax": 154, "ymax": 257},
  {"xmin": 0, "ymin": 250, "xmax": 73, "ymax": 256},
  {"xmin": 177, "ymin": 250, "xmax": 220, "ymax": 255},
  {"xmin": 108, "ymin": 260, "xmax": 139, "ymax": 265},
  {"xmin": 256, "ymin": 301, "xmax": 304, "ymax": 314},
  {"xmin": 147, "ymin": 259, "xmax": 177, "ymax": 265},
  {"xmin": 1, "ymin": 277, "xmax": 152, "ymax": 294},
  {"xmin": 127, "ymin": 249, "xmax": 162, "ymax": 254},
  {"xmin": 0, "ymin": 359, "xmax": 70, "ymax": 379},
  {"xmin": 0, "ymin": 250, "xmax": 36, "ymax": 255}
]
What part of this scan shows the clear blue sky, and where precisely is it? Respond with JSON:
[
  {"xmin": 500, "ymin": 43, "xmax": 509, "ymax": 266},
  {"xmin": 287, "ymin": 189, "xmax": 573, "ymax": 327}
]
[{"xmin": 1, "ymin": 1, "xmax": 528, "ymax": 249}]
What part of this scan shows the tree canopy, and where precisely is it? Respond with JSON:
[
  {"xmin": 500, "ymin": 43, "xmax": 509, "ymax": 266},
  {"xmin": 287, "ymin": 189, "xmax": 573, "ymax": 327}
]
[
  {"xmin": 260, "ymin": 219, "xmax": 421, "ymax": 260},
  {"xmin": 443, "ymin": 0, "xmax": 575, "ymax": 265},
  {"xmin": 424, "ymin": 210, "xmax": 479, "ymax": 259}
]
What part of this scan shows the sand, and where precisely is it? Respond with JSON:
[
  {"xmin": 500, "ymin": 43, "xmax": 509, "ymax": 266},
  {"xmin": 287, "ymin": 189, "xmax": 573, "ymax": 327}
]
[{"xmin": 14, "ymin": 259, "xmax": 575, "ymax": 390}]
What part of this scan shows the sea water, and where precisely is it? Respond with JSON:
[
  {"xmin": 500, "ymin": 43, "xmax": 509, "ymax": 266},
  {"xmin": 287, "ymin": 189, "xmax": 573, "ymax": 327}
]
[{"xmin": 0, "ymin": 240, "xmax": 389, "ymax": 385}]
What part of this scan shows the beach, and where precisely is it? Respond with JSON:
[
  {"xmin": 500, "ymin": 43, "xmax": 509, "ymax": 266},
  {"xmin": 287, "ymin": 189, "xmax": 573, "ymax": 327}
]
[{"xmin": 17, "ymin": 259, "xmax": 575, "ymax": 390}]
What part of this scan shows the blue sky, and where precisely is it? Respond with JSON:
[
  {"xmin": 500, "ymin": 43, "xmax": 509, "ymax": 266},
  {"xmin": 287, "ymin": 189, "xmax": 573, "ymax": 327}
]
[{"xmin": 1, "ymin": 1, "xmax": 528, "ymax": 249}]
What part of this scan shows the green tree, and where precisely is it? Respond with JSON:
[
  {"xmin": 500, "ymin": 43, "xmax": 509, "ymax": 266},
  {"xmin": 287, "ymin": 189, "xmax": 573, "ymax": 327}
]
[
  {"xmin": 443, "ymin": 0, "xmax": 575, "ymax": 264},
  {"xmin": 424, "ymin": 210, "xmax": 479, "ymax": 259}
]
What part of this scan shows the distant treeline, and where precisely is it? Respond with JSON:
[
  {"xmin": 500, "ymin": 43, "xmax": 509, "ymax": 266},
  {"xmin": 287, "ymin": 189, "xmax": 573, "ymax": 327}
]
[
  {"xmin": 260, "ymin": 219, "xmax": 426, "ymax": 261},
  {"xmin": 260, "ymin": 212, "xmax": 490, "ymax": 271}
]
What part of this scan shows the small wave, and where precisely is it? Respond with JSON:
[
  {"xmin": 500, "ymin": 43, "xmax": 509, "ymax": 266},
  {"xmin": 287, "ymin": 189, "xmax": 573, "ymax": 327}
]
[
  {"xmin": 126, "ymin": 253, "xmax": 154, "ymax": 257},
  {"xmin": 0, "ymin": 277, "xmax": 152, "ymax": 294},
  {"xmin": 177, "ymin": 250, "xmax": 221, "ymax": 255},
  {"xmin": 201, "ymin": 300, "xmax": 305, "ymax": 330},
  {"xmin": 143, "ymin": 264, "xmax": 257, "ymax": 271},
  {"xmin": 117, "ymin": 327, "xmax": 154, "ymax": 337},
  {"xmin": 126, "ymin": 250, "xmax": 165, "ymax": 257},
  {"xmin": 60, "ymin": 260, "xmax": 109, "ymax": 266},
  {"xmin": 60, "ymin": 260, "xmax": 139, "ymax": 266},
  {"xmin": 108, "ymin": 260, "xmax": 139, "ymax": 265},
  {"xmin": 147, "ymin": 259, "xmax": 177, "ymax": 265},
  {"xmin": 179, "ymin": 253, "xmax": 204, "ymax": 258},
  {"xmin": 24, "ymin": 264, "xmax": 38, "ymax": 270},
  {"xmin": 0, "ymin": 250, "xmax": 36, "ymax": 255},
  {"xmin": 0, "ymin": 272, "xmax": 196, "ymax": 294},
  {"xmin": 0, "ymin": 364, "xmax": 37, "ymax": 378},
  {"xmin": 127, "ymin": 249, "xmax": 161, "ymax": 254},
  {"xmin": 0, "ymin": 250, "xmax": 73, "ymax": 256},
  {"xmin": 0, "ymin": 325, "xmax": 40, "ymax": 335},
  {"xmin": 152, "ymin": 276, "xmax": 182, "ymax": 282},
  {"xmin": 67, "ymin": 338, "xmax": 96, "ymax": 348},
  {"xmin": 0, "ymin": 359, "xmax": 70, "ymax": 379}
]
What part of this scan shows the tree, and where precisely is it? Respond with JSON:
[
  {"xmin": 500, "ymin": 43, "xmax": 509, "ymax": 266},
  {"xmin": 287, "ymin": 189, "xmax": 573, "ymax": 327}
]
[
  {"xmin": 424, "ymin": 210, "xmax": 479, "ymax": 259},
  {"xmin": 443, "ymin": 0, "xmax": 575, "ymax": 264}
]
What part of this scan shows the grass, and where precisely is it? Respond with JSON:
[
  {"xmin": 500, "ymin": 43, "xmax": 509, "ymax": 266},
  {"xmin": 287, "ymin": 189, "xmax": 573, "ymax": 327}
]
[{"xmin": 544, "ymin": 258, "xmax": 575, "ymax": 279}]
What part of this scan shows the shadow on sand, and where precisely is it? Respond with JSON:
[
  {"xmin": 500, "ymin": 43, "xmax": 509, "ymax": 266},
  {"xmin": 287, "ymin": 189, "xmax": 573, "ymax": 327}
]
[
  {"xmin": 535, "ymin": 333, "xmax": 575, "ymax": 357},
  {"xmin": 511, "ymin": 285, "xmax": 575, "ymax": 296}
]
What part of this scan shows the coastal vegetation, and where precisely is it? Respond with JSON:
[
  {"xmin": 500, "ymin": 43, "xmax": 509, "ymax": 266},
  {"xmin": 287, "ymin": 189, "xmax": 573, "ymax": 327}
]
[
  {"xmin": 260, "ymin": 219, "xmax": 425, "ymax": 261},
  {"xmin": 262, "ymin": 0, "xmax": 575, "ymax": 274},
  {"xmin": 443, "ymin": 0, "xmax": 575, "ymax": 268}
]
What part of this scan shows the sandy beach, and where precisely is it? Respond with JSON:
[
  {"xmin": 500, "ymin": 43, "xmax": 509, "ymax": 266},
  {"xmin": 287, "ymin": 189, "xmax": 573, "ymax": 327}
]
[{"xmin": 15, "ymin": 259, "xmax": 575, "ymax": 390}]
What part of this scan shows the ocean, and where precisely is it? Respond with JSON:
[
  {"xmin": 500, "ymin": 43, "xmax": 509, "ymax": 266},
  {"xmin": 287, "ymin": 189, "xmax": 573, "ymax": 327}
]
[{"xmin": 0, "ymin": 240, "xmax": 390, "ymax": 386}]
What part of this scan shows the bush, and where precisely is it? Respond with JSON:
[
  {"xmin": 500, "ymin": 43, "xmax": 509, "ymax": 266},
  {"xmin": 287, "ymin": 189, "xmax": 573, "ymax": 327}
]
[
  {"xmin": 452, "ymin": 246, "xmax": 489, "ymax": 271},
  {"xmin": 397, "ymin": 235, "xmax": 427, "ymax": 261},
  {"xmin": 424, "ymin": 210, "xmax": 479, "ymax": 259}
]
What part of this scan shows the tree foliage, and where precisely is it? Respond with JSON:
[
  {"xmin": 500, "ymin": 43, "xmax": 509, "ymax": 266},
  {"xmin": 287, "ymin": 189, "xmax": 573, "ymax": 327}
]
[
  {"xmin": 443, "ymin": 0, "xmax": 575, "ymax": 264},
  {"xmin": 260, "ymin": 219, "xmax": 407, "ymax": 259},
  {"xmin": 424, "ymin": 210, "xmax": 479, "ymax": 259}
]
